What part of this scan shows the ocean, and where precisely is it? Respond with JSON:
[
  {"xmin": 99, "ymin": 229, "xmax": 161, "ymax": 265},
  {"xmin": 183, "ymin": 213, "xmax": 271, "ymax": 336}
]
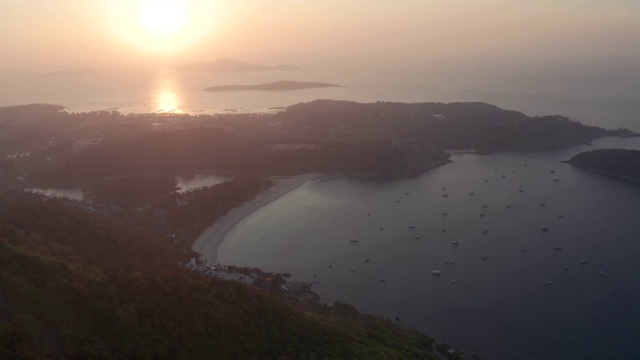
[
  {"xmin": 5, "ymin": 67, "xmax": 640, "ymax": 359},
  {"xmin": 1, "ymin": 67, "xmax": 639, "ymax": 132}
]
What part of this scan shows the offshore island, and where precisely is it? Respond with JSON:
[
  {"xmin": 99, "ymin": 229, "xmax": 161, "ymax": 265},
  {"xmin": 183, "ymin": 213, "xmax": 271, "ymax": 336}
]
[
  {"xmin": 0, "ymin": 100, "xmax": 637, "ymax": 359},
  {"xmin": 204, "ymin": 80, "xmax": 343, "ymax": 92}
]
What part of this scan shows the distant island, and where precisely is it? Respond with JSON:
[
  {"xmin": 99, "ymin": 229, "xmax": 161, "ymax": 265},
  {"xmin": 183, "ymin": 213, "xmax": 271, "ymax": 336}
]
[
  {"xmin": 176, "ymin": 58, "xmax": 299, "ymax": 72},
  {"xmin": 43, "ymin": 68, "xmax": 97, "ymax": 77},
  {"xmin": 566, "ymin": 149, "xmax": 640, "ymax": 183},
  {"xmin": 204, "ymin": 81, "xmax": 342, "ymax": 92}
]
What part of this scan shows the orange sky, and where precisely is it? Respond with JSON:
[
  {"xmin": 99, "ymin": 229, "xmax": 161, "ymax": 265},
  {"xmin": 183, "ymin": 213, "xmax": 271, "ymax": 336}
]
[{"xmin": 1, "ymin": 0, "xmax": 638, "ymax": 75}]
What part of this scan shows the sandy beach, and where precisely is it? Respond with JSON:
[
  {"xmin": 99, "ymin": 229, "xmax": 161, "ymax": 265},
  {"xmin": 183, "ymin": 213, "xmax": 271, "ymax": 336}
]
[{"xmin": 192, "ymin": 173, "xmax": 330, "ymax": 262}]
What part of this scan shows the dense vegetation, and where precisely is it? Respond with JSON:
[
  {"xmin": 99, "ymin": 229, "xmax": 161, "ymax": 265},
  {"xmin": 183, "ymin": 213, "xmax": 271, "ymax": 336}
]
[
  {"xmin": 0, "ymin": 192, "xmax": 450, "ymax": 359},
  {"xmin": 567, "ymin": 149, "xmax": 640, "ymax": 181}
]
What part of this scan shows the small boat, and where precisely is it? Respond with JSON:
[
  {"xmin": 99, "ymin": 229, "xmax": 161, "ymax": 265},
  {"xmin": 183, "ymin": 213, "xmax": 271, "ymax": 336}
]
[
  {"xmin": 367, "ymin": 213, "xmax": 371, "ymax": 216},
  {"xmin": 520, "ymin": 248, "xmax": 527, "ymax": 252},
  {"xmin": 481, "ymin": 256, "xmax": 488, "ymax": 260},
  {"xmin": 550, "ymin": 170, "xmax": 556, "ymax": 174},
  {"xmin": 484, "ymin": 179, "xmax": 489, "ymax": 182},
  {"xmin": 404, "ymin": 192, "xmax": 410, "ymax": 195},
  {"xmin": 563, "ymin": 265, "xmax": 569, "ymax": 270},
  {"xmin": 479, "ymin": 213, "xmax": 486, "ymax": 217},
  {"xmin": 432, "ymin": 270, "xmax": 441, "ymax": 276},
  {"xmin": 517, "ymin": 189, "xmax": 524, "ymax": 193},
  {"xmin": 482, "ymin": 205, "xmax": 488, "ymax": 209},
  {"xmin": 581, "ymin": 260, "xmax": 588, "ymax": 264},
  {"xmin": 551, "ymin": 177, "xmax": 560, "ymax": 182},
  {"xmin": 442, "ymin": 194, "xmax": 449, "ymax": 198},
  {"xmin": 469, "ymin": 192, "xmax": 475, "ymax": 196},
  {"xmin": 545, "ymin": 281, "xmax": 553, "ymax": 285},
  {"xmin": 506, "ymin": 205, "xmax": 512, "ymax": 209},
  {"xmin": 539, "ymin": 202, "xmax": 546, "ymax": 207},
  {"xmin": 600, "ymin": 271, "xmax": 605, "ymax": 277},
  {"xmin": 378, "ymin": 278, "xmax": 385, "ymax": 282},
  {"xmin": 441, "ymin": 187, "xmax": 446, "ymax": 190},
  {"xmin": 558, "ymin": 214, "xmax": 564, "ymax": 218},
  {"xmin": 452, "ymin": 240, "xmax": 460, "ymax": 245},
  {"xmin": 449, "ymin": 280, "xmax": 457, "ymax": 284},
  {"xmin": 501, "ymin": 175, "xmax": 506, "ymax": 178},
  {"xmin": 379, "ymin": 227, "xmax": 384, "ymax": 231},
  {"xmin": 481, "ymin": 229, "xmax": 489, "ymax": 234},
  {"xmin": 541, "ymin": 227, "xmax": 549, "ymax": 232},
  {"xmin": 349, "ymin": 238, "xmax": 359, "ymax": 243},
  {"xmin": 554, "ymin": 247, "xmax": 562, "ymax": 250},
  {"xmin": 442, "ymin": 212, "xmax": 448, "ymax": 216},
  {"xmin": 414, "ymin": 235, "xmax": 421, "ymax": 240},
  {"xmin": 364, "ymin": 258, "xmax": 370, "ymax": 263},
  {"xmin": 396, "ymin": 199, "xmax": 401, "ymax": 203},
  {"xmin": 444, "ymin": 259, "xmax": 454, "ymax": 265},
  {"xmin": 350, "ymin": 268, "xmax": 355, "ymax": 272},
  {"xmin": 441, "ymin": 229, "xmax": 448, "ymax": 233},
  {"xmin": 408, "ymin": 225, "xmax": 415, "ymax": 229},
  {"xmin": 329, "ymin": 264, "xmax": 332, "ymax": 268}
]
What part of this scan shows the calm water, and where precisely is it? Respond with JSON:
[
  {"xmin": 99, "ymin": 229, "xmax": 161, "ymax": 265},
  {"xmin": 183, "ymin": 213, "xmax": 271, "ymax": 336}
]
[
  {"xmin": 29, "ymin": 173, "xmax": 230, "ymax": 200},
  {"xmin": 1, "ymin": 68, "xmax": 639, "ymax": 132},
  {"xmin": 217, "ymin": 136, "xmax": 640, "ymax": 360}
]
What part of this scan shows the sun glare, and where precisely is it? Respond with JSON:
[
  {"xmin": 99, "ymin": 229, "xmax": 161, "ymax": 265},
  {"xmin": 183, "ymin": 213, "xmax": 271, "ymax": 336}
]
[
  {"xmin": 139, "ymin": 0, "xmax": 186, "ymax": 36},
  {"xmin": 103, "ymin": 0, "xmax": 219, "ymax": 55}
]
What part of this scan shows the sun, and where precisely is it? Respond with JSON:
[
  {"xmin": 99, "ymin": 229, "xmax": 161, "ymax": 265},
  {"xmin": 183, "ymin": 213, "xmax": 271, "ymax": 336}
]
[
  {"xmin": 139, "ymin": 0, "xmax": 187, "ymax": 36},
  {"xmin": 102, "ymin": 0, "xmax": 219, "ymax": 55}
]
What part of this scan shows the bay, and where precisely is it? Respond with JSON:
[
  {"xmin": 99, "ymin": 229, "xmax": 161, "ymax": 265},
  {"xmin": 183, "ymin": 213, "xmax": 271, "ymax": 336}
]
[{"xmin": 217, "ymin": 136, "xmax": 640, "ymax": 360}]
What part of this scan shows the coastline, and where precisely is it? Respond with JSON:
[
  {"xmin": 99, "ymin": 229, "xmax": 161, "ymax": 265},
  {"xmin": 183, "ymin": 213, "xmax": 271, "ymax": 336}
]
[{"xmin": 192, "ymin": 173, "xmax": 332, "ymax": 262}]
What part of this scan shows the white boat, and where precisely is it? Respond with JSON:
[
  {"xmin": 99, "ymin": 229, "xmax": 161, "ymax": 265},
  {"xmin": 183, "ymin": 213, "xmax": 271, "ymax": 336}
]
[
  {"xmin": 452, "ymin": 240, "xmax": 460, "ymax": 245},
  {"xmin": 552, "ymin": 177, "xmax": 560, "ymax": 182},
  {"xmin": 481, "ymin": 256, "xmax": 488, "ymax": 260},
  {"xmin": 444, "ymin": 259, "xmax": 454, "ymax": 265},
  {"xmin": 545, "ymin": 281, "xmax": 553, "ymax": 285},
  {"xmin": 563, "ymin": 265, "xmax": 569, "ymax": 270},
  {"xmin": 449, "ymin": 280, "xmax": 457, "ymax": 284},
  {"xmin": 349, "ymin": 238, "xmax": 359, "ymax": 243},
  {"xmin": 432, "ymin": 270, "xmax": 441, "ymax": 276},
  {"xmin": 600, "ymin": 271, "xmax": 605, "ymax": 277},
  {"xmin": 581, "ymin": 260, "xmax": 589, "ymax": 264},
  {"xmin": 378, "ymin": 278, "xmax": 385, "ymax": 282},
  {"xmin": 481, "ymin": 229, "xmax": 488, "ymax": 234},
  {"xmin": 414, "ymin": 235, "xmax": 421, "ymax": 240}
]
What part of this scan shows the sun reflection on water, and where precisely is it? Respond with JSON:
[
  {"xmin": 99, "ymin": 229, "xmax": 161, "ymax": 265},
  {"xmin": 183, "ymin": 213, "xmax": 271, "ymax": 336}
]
[{"xmin": 154, "ymin": 75, "xmax": 182, "ymax": 113}]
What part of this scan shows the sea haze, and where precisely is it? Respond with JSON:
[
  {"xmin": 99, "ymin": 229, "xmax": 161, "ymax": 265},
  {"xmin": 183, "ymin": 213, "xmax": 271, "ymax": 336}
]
[
  {"xmin": 1, "ymin": 67, "xmax": 639, "ymax": 132},
  {"xmin": 216, "ymin": 136, "xmax": 640, "ymax": 360}
]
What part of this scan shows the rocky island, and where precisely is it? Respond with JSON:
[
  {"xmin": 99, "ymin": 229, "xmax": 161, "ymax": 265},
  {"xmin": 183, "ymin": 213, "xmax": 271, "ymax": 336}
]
[
  {"xmin": 566, "ymin": 148, "xmax": 640, "ymax": 183},
  {"xmin": 204, "ymin": 80, "xmax": 342, "ymax": 92}
]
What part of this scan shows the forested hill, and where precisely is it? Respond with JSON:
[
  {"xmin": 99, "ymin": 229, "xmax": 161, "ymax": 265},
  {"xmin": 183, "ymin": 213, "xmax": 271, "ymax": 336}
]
[
  {"xmin": 566, "ymin": 149, "xmax": 640, "ymax": 181},
  {"xmin": 277, "ymin": 100, "xmax": 636, "ymax": 151},
  {"xmin": 0, "ymin": 191, "xmax": 463, "ymax": 359}
]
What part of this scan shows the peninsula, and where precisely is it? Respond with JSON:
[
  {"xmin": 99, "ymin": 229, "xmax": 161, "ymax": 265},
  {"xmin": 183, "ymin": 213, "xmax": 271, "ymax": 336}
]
[
  {"xmin": 204, "ymin": 80, "xmax": 342, "ymax": 92},
  {"xmin": 566, "ymin": 148, "xmax": 640, "ymax": 183}
]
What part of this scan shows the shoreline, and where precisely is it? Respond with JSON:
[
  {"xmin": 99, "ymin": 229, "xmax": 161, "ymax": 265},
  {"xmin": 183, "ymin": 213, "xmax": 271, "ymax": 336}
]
[{"xmin": 192, "ymin": 173, "xmax": 333, "ymax": 262}]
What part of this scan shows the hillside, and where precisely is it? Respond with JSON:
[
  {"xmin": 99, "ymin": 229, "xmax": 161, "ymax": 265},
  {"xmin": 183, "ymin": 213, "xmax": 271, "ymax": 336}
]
[{"xmin": 0, "ymin": 191, "xmax": 459, "ymax": 359}]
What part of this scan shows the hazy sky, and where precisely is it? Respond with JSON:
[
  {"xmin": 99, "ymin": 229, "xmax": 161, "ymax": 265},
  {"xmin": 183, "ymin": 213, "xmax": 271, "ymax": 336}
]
[{"xmin": 1, "ymin": 0, "xmax": 639, "ymax": 76}]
